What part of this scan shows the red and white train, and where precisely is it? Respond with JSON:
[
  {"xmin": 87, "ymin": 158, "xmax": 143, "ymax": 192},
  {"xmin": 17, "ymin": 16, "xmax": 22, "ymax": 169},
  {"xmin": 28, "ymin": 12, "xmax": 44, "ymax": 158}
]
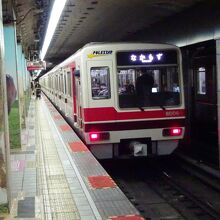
[{"xmin": 40, "ymin": 42, "xmax": 185, "ymax": 159}]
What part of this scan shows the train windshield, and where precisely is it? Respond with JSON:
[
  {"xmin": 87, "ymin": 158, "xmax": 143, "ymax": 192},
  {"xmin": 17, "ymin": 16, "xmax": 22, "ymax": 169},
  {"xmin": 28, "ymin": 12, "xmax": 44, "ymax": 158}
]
[{"xmin": 118, "ymin": 66, "xmax": 180, "ymax": 109}]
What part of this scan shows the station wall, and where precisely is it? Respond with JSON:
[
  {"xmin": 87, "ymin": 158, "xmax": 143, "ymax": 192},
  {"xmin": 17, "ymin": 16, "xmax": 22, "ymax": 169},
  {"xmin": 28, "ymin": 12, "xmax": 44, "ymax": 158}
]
[{"xmin": 0, "ymin": 0, "xmax": 9, "ymax": 205}]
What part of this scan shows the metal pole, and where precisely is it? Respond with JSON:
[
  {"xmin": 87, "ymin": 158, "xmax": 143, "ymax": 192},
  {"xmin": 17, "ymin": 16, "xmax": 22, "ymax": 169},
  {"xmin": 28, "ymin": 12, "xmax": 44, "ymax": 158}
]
[{"xmin": 216, "ymin": 39, "xmax": 220, "ymax": 168}]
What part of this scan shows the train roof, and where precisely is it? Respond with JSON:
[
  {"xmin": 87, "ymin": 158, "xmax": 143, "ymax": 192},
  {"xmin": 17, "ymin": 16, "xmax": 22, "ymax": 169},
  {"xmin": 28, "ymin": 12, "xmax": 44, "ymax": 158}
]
[
  {"xmin": 42, "ymin": 42, "xmax": 179, "ymax": 78},
  {"xmin": 82, "ymin": 41, "xmax": 178, "ymax": 47},
  {"xmin": 80, "ymin": 42, "xmax": 179, "ymax": 51}
]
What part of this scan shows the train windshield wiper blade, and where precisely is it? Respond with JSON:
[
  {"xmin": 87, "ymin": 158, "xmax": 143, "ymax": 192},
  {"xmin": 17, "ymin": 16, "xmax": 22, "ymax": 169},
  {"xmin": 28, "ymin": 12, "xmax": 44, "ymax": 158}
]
[
  {"xmin": 136, "ymin": 105, "xmax": 145, "ymax": 111},
  {"xmin": 159, "ymin": 105, "xmax": 166, "ymax": 110},
  {"xmin": 139, "ymin": 106, "xmax": 145, "ymax": 111},
  {"xmin": 138, "ymin": 105, "xmax": 165, "ymax": 111},
  {"xmin": 154, "ymin": 100, "xmax": 166, "ymax": 110}
]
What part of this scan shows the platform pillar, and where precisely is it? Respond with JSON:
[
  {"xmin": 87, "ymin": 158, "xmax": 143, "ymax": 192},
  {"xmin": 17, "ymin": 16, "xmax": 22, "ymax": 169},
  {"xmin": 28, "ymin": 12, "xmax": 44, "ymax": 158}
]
[
  {"xmin": 3, "ymin": 24, "xmax": 22, "ymax": 150},
  {"xmin": 0, "ymin": 1, "xmax": 11, "ymax": 208},
  {"xmin": 23, "ymin": 53, "xmax": 31, "ymax": 117},
  {"xmin": 17, "ymin": 44, "xmax": 26, "ymax": 128},
  {"xmin": 22, "ymin": 53, "xmax": 30, "ymax": 94},
  {"xmin": 17, "ymin": 45, "xmax": 31, "ymax": 129},
  {"xmin": 18, "ymin": 44, "xmax": 31, "ymax": 128}
]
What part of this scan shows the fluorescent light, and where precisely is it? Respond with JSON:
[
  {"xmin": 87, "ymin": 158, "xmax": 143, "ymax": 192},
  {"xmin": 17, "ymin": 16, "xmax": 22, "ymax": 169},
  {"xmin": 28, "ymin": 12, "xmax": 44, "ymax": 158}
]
[{"xmin": 40, "ymin": 0, "xmax": 67, "ymax": 60}]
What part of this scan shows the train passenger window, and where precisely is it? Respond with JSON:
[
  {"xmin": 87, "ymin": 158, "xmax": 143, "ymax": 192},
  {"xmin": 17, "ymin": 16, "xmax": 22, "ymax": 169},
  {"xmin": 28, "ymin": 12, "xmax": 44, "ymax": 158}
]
[
  {"xmin": 197, "ymin": 67, "xmax": 206, "ymax": 95},
  {"xmin": 67, "ymin": 72, "xmax": 72, "ymax": 96},
  {"xmin": 90, "ymin": 67, "xmax": 111, "ymax": 99},
  {"xmin": 58, "ymin": 75, "xmax": 60, "ymax": 92},
  {"xmin": 57, "ymin": 75, "xmax": 59, "ymax": 91},
  {"xmin": 52, "ymin": 76, "xmax": 55, "ymax": 89},
  {"xmin": 60, "ymin": 74, "xmax": 64, "ymax": 93},
  {"xmin": 55, "ymin": 75, "xmax": 58, "ymax": 91},
  {"xmin": 64, "ymin": 74, "xmax": 67, "ymax": 94}
]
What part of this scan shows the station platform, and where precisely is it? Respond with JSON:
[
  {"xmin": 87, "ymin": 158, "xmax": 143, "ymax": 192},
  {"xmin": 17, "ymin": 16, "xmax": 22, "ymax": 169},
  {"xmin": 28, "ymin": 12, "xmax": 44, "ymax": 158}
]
[{"xmin": 8, "ymin": 95, "xmax": 143, "ymax": 220}]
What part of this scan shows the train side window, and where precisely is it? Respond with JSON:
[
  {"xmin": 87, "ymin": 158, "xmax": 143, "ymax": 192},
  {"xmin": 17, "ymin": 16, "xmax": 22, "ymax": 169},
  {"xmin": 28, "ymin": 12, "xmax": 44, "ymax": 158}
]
[
  {"xmin": 60, "ymin": 74, "xmax": 64, "ymax": 93},
  {"xmin": 52, "ymin": 76, "xmax": 55, "ymax": 89},
  {"xmin": 59, "ymin": 75, "xmax": 61, "ymax": 92},
  {"xmin": 55, "ymin": 75, "xmax": 58, "ymax": 91},
  {"xmin": 57, "ymin": 75, "xmax": 60, "ymax": 91},
  {"xmin": 90, "ymin": 67, "xmax": 111, "ymax": 99},
  {"xmin": 62, "ymin": 76, "xmax": 63, "ymax": 92},
  {"xmin": 64, "ymin": 74, "xmax": 67, "ymax": 94},
  {"xmin": 67, "ymin": 71, "xmax": 72, "ymax": 96},
  {"xmin": 197, "ymin": 67, "xmax": 206, "ymax": 95}
]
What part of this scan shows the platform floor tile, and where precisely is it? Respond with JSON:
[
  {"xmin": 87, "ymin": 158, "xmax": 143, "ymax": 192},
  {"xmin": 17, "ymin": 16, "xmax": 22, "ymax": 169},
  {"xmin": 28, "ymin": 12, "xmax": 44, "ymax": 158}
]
[
  {"xmin": 36, "ymin": 102, "xmax": 81, "ymax": 220},
  {"xmin": 35, "ymin": 100, "xmax": 100, "ymax": 219},
  {"xmin": 41, "ymin": 96, "xmax": 141, "ymax": 219}
]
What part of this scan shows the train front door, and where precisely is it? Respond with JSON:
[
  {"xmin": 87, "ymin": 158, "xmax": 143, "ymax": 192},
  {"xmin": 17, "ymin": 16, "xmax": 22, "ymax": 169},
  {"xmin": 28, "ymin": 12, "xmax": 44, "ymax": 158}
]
[
  {"xmin": 75, "ymin": 76, "xmax": 82, "ymax": 128},
  {"xmin": 72, "ymin": 69, "xmax": 82, "ymax": 128},
  {"xmin": 191, "ymin": 60, "xmax": 218, "ymax": 164}
]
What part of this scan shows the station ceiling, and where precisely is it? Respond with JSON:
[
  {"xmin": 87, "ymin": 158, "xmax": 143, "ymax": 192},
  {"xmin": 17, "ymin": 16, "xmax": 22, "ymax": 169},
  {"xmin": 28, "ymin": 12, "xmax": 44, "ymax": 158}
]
[{"xmin": 3, "ymin": 0, "xmax": 203, "ymax": 67}]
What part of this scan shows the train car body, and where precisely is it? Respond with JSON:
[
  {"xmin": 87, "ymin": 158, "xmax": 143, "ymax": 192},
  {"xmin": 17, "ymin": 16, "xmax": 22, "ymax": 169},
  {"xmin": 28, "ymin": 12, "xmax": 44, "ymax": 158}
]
[{"xmin": 40, "ymin": 42, "xmax": 185, "ymax": 159}]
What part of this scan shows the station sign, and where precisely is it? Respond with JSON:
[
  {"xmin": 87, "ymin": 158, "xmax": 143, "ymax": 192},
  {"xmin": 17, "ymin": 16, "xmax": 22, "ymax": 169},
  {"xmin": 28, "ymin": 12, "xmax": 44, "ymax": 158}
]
[{"xmin": 27, "ymin": 60, "xmax": 46, "ymax": 71}]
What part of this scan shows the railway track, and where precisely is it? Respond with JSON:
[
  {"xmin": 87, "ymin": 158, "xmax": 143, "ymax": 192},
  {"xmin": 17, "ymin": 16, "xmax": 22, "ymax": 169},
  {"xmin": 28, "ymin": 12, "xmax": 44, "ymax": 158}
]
[
  {"xmin": 102, "ymin": 156, "xmax": 220, "ymax": 220},
  {"xmin": 44, "ymin": 96, "xmax": 220, "ymax": 219},
  {"xmin": 175, "ymin": 153, "xmax": 220, "ymax": 193},
  {"xmin": 147, "ymin": 169, "xmax": 220, "ymax": 220}
]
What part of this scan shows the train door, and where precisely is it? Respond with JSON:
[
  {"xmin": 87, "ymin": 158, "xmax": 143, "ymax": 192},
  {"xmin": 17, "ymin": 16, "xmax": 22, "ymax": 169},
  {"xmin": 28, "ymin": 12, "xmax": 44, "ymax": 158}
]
[
  {"xmin": 87, "ymin": 60, "xmax": 114, "ymax": 158},
  {"xmin": 75, "ymin": 77, "xmax": 82, "ymax": 127},
  {"xmin": 72, "ymin": 68, "xmax": 77, "ymax": 121},
  {"xmin": 72, "ymin": 69, "xmax": 82, "ymax": 128},
  {"xmin": 63, "ymin": 72, "xmax": 68, "ymax": 114},
  {"xmin": 191, "ymin": 59, "xmax": 218, "ymax": 164},
  {"xmin": 66, "ymin": 70, "xmax": 73, "ymax": 117}
]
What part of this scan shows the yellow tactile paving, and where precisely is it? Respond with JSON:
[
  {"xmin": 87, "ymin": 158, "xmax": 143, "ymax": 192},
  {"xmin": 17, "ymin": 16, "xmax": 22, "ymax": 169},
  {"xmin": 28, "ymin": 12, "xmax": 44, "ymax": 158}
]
[{"xmin": 35, "ymin": 101, "xmax": 80, "ymax": 220}]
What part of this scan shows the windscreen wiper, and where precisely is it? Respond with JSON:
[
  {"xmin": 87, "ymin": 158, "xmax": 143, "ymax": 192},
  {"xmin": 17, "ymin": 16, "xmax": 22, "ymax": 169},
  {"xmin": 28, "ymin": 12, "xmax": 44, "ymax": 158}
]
[
  {"xmin": 137, "ymin": 105, "xmax": 165, "ymax": 111},
  {"xmin": 138, "ymin": 106, "xmax": 145, "ymax": 111},
  {"xmin": 159, "ymin": 105, "xmax": 166, "ymax": 110}
]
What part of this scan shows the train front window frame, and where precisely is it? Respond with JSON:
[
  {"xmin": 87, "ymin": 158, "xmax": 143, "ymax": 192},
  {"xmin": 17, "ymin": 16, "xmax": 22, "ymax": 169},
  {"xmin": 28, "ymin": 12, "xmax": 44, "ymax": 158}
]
[
  {"xmin": 90, "ymin": 66, "xmax": 111, "ymax": 100},
  {"xmin": 117, "ymin": 65, "xmax": 181, "ymax": 109}
]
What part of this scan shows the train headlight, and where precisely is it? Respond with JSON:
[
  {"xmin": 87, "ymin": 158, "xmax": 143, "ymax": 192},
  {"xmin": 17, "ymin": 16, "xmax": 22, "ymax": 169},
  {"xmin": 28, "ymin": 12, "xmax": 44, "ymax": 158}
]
[{"xmin": 163, "ymin": 128, "xmax": 182, "ymax": 136}]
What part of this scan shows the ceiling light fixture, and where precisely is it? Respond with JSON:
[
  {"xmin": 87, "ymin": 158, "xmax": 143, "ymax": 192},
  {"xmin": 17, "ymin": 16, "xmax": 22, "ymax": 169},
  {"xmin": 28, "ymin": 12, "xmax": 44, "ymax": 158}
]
[{"xmin": 40, "ymin": 0, "xmax": 67, "ymax": 60}]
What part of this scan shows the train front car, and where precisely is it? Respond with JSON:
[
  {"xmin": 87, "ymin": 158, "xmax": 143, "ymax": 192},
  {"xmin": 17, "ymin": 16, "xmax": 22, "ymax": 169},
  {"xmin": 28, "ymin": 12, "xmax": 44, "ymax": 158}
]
[{"xmin": 82, "ymin": 43, "xmax": 185, "ymax": 159}]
